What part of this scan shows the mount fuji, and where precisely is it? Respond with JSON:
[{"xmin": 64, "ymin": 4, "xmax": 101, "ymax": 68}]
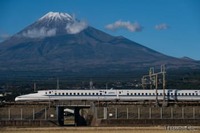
[{"xmin": 0, "ymin": 12, "xmax": 199, "ymax": 77}]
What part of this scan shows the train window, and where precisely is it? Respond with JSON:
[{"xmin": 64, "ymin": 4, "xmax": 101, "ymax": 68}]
[
  {"xmin": 73, "ymin": 93, "xmax": 76, "ymax": 95},
  {"xmin": 189, "ymin": 93, "xmax": 191, "ymax": 96},
  {"xmin": 192, "ymin": 93, "xmax": 194, "ymax": 96},
  {"xmin": 49, "ymin": 91, "xmax": 51, "ymax": 94},
  {"xmin": 77, "ymin": 93, "xmax": 79, "ymax": 95},
  {"xmin": 138, "ymin": 93, "xmax": 140, "ymax": 95},
  {"xmin": 66, "ymin": 93, "xmax": 68, "ymax": 95},
  {"xmin": 89, "ymin": 93, "xmax": 91, "ymax": 95},
  {"xmin": 127, "ymin": 93, "xmax": 129, "ymax": 95},
  {"xmin": 131, "ymin": 93, "xmax": 133, "ymax": 95},
  {"xmin": 58, "ymin": 93, "xmax": 61, "ymax": 95},
  {"xmin": 62, "ymin": 93, "xmax": 64, "ymax": 95},
  {"xmin": 96, "ymin": 93, "xmax": 98, "ymax": 95},
  {"xmin": 81, "ymin": 93, "xmax": 83, "ymax": 95},
  {"xmin": 45, "ymin": 92, "xmax": 47, "ymax": 94},
  {"xmin": 134, "ymin": 93, "xmax": 136, "ymax": 95},
  {"xmin": 70, "ymin": 93, "xmax": 72, "ymax": 95},
  {"xmin": 141, "ymin": 93, "xmax": 144, "ymax": 95},
  {"xmin": 145, "ymin": 93, "xmax": 148, "ymax": 95},
  {"xmin": 100, "ymin": 93, "xmax": 102, "ymax": 95},
  {"xmin": 160, "ymin": 93, "xmax": 162, "ymax": 96},
  {"xmin": 55, "ymin": 93, "xmax": 57, "ymax": 95},
  {"xmin": 149, "ymin": 93, "xmax": 151, "ymax": 96}
]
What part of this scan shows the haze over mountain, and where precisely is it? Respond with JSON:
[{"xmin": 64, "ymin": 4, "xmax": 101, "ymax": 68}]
[{"xmin": 0, "ymin": 12, "xmax": 199, "ymax": 77}]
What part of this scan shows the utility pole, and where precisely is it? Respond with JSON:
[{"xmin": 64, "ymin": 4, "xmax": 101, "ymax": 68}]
[
  {"xmin": 149, "ymin": 67, "xmax": 154, "ymax": 89},
  {"xmin": 141, "ymin": 65, "xmax": 166, "ymax": 106},
  {"xmin": 161, "ymin": 65, "xmax": 166, "ymax": 106},
  {"xmin": 90, "ymin": 80, "xmax": 93, "ymax": 89},
  {"xmin": 34, "ymin": 82, "xmax": 37, "ymax": 92},
  {"xmin": 57, "ymin": 78, "xmax": 60, "ymax": 90}
]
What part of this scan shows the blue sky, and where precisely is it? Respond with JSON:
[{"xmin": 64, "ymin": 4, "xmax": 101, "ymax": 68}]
[{"xmin": 0, "ymin": 0, "xmax": 200, "ymax": 60}]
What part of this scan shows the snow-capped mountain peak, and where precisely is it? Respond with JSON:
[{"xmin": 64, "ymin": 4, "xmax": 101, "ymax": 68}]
[
  {"xmin": 39, "ymin": 12, "xmax": 73, "ymax": 21},
  {"xmin": 17, "ymin": 11, "xmax": 88, "ymax": 38}
]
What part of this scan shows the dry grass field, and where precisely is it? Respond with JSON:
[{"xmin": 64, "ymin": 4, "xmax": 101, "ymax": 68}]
[{"xmin": 0, "ymin": 127, "xmax": 199, "ymax": 133}]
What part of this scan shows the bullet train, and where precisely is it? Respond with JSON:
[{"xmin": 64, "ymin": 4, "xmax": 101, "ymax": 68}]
[{"xmin": 15, "ymin": 89, "xmax": 200, "ymax": 102}]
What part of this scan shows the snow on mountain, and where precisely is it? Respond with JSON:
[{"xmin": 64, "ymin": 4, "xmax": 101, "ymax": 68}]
[
  {"xmin": 18, "ymin": 12, "xmax": 88, "ymax": 38},
  {"xmin": 38, "ymin": 12, "xmax": 73, "ymax": 22}
]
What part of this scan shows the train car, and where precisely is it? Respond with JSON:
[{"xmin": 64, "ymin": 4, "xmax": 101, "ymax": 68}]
[{"xmin": 15, "ymin": 89, "xmax": 200, "ymax": 102}]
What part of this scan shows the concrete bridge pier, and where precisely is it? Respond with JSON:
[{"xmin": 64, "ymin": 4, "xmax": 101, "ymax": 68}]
[
  {"xmin": 57, "ymin": 106, "xmax": 64, "ymax": 126},
  {"xmin": 74, "ymin": 107, "xmax": 87, "ymax": 126}
]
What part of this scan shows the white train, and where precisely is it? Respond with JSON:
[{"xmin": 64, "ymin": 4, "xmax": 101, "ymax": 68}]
[{"xmin": 15, "ymin": 89, "xmax": 200, "ymax": 102}]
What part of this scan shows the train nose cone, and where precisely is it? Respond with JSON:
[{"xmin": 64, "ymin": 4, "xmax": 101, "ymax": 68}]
[{"xmin": 15, "ymin": 97, "xmax": 20, "ymax": 101}]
